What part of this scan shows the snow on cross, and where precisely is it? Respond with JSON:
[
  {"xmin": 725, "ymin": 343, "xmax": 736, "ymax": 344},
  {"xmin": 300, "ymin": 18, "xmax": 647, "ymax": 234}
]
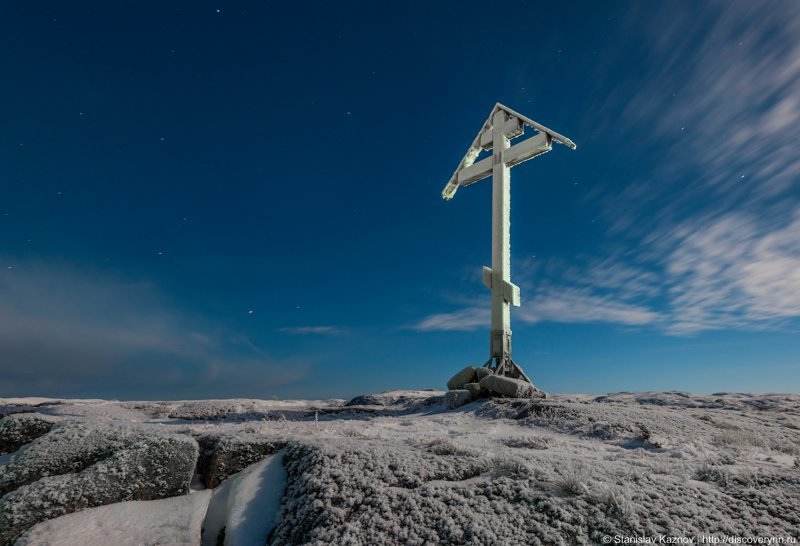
[{"xmin": 441, "ymin": 103, "xmax": 576, "ymax": 397}]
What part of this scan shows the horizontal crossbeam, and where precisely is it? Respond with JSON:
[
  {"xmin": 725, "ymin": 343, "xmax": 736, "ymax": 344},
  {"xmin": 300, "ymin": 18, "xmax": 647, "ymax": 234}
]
[
  {"xmin": 457, "ymin": 132, "xmax": 552, "ymax": 188},
  {"xmin": 482, "ymin": 266, "xmax": 520, "ymax": 306},
  {"xmin": 479, "ymin": 117, "xmax": 523, "ymax": 151}
]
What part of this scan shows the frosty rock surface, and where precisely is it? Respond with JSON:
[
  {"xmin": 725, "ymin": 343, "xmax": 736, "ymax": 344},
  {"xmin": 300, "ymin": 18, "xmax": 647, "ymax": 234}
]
[
  {"xmin": 479, "ymin": 374, "xmax": 535, "ymax": 398},
  {"xmin": 464, "ymin": 382, "xmax": 486, "ymax": 400},
  {"xmin": 0, "ymin": 414, "xmax": 55, "ymax": 456},
  {"xmin": 0, "ymin": 391, "xmax": 798, "ymax": 545},
  {"xmin": 0, "ymin": 422, "xmax": 198, "ymax": 544},
  {"xmin": 447, "ymin": 366, "xmax": 478, "ymax": 391},
  {"xmin": 444, "ymin": 390, "xmax": 472, "ymax": 409},
  {"xmin": 0, "ymin": 421, "xmax": 141, "ymax": 495},
  {"xmin": 475, "ymin": 367, "xmax": 494, "ymax": 380},
  {"xmin": 344, "ymin": 390, "xmax": 444, "ymax": 412},
  {"xmin": 197, "ymin": 432, "xmax": 286, "ymax": 488}
]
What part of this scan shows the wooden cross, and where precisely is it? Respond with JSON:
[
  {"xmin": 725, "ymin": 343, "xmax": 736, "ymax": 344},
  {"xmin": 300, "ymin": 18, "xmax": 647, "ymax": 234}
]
[{"xmin": 442, "ymin": 103, "xmax": 576, "ymax": 382}]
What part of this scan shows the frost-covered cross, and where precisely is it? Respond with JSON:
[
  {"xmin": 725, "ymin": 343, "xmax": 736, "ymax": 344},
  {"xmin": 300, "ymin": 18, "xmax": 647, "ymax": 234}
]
[{"xmin": 441, "ymin": 103, "xmax": 576, "ymax": 384}]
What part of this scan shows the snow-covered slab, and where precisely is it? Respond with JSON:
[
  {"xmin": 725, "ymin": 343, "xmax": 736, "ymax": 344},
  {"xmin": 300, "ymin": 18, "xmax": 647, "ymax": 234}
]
[{"xmin": 15, "ymin": 490, "xmax": 212, "ymax": 546}]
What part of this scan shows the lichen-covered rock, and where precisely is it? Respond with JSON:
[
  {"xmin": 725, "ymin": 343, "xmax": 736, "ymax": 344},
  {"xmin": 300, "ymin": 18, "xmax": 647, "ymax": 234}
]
[
  {"xmin": 197, "ymin": 433, "xmax": 286, "ymax": 488},
  {"xmin": 0, "ymin": 423, "xmax": 198, "ymax": 544},
  {"xmin": 479, "ymin": 375, "xmax": 536, "ymax": 398},
  {"xmin": 446, "ymin": 366, "xmax": 478, "ymax": 391},
  {"xmin": 0, "ymin": 414, "xmax": 56, "ymax": 456},
  {"xmin": 444, "ymin": 390, "xmax": 473, "ymax": 409},
  {"xmin": 464, "ymin": 382, "xmax": 486, "ymax": 400}
]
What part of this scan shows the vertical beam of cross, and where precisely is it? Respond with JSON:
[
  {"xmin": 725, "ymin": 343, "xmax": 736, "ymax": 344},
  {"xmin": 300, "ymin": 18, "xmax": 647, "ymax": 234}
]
[{"xmin": 490, "ymin": 109, "xmax": 512, "ymax": 369}]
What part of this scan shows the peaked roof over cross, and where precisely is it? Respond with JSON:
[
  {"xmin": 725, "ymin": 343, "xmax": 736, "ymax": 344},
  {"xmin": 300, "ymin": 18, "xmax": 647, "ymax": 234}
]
[{"xmin": 441, "ymin": 103, "xmax": 577, "ymax": 201}]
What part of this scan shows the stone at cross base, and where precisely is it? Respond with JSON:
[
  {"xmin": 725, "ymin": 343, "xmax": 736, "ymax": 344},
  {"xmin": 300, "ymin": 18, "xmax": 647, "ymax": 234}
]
[{"xmin": 445, "ymin": 365, "xmax": 547, "ymax": 407}]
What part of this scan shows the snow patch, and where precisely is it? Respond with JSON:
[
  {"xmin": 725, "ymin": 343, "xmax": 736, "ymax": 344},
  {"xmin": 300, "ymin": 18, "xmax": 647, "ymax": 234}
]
[
  {"xmin": 201, "ymin": 451, "xmax": 286, "ymax": 546},
  {"xmin": 16, "ymin": 490, "xmax": 212, "ymax": 546}
]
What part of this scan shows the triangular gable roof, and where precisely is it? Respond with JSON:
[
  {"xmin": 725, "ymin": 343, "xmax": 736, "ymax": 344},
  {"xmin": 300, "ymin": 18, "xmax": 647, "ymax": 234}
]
[{"xmin": 442, "ymin": 103, "xmax": 576, "ymax": 200}]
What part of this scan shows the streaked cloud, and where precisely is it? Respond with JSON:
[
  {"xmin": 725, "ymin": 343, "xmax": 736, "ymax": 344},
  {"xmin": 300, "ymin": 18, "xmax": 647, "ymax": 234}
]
[
  {"xmin": 414, "ymin": 307, "xmax": 489, "ymax": 332},
  {"xmin": 664, "ymin": 209, "xmax": 800, "ymax": 334},
  {"xmin": 415, "ymin": 206, "xmax": 800, "ymax": 335},
  {"xmin": 413, "ymin": 284, "xmax": 660, "ymax": 332},
  {"xmin": 517, "ymin": 287, "xmax": 661, "ymax": 327}
]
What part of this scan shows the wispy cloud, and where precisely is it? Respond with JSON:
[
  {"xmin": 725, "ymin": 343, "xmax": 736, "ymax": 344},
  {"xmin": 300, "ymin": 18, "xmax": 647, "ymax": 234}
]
[
  {"xmin": 414, "ymin": 307, "xmax": 489, "ymax": 332},
  {"xmin": 589, "ymin": 3, "xmax": 800, "ymax": 238},
  {"xmin": 518, "ymin": 287, "xmax": 661, "ymax": 327},
  {"xmin": 412, "ymin": 284, "xmax": 660, "ymax": 332},
  {"xmin": 276, "ymin": 326, "xmax": 346, "ymax": 335},
  {"xmin": 0, "ymin": 258, "xmax": 308, "ymax": 398},
  {"xmin": 414, "ymin": 204, "xmax": 800, "ymax": 335},
  {"xmin": 663, "ymin": 209, "xmax": 800, "ymax": 334}
]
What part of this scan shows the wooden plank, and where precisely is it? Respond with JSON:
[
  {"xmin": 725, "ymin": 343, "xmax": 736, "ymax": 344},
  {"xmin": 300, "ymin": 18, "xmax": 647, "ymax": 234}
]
[
  {"xmin": 456, "ymin": 155, "xmax": 493, "ymax": 186},
  {"xmin": 441, "ymin": 107, "xmax": 497, "ymax": 200},
  {"xmin": 503, "ymin": 280, "xmax": 521, "ymax": 307},
  {"xmin": 505, "ymin": 132, "xmax": 551, "ymax": 167},
  {"xmin": 482, "ymin": 266, "xmax": 493, "ymax": 289},
  {"xmin": 479, "ymin": 117, "xmax": 524, "ymax": 151},
  {"xmin": 496, "ymin": 103, "xmax": 576, "ymax": 149}
]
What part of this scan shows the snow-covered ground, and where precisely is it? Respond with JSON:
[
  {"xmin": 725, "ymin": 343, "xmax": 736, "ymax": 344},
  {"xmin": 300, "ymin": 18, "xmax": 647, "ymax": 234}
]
[{"xmin": 1, "ymin": 390, "xmax": 799, "ymax": 545}]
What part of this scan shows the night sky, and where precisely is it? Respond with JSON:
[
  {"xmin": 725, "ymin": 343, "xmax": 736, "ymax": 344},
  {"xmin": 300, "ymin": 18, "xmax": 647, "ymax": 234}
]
[{"xmin": 2, "ymin": 1, "xmax": 799, "ymax": 400}]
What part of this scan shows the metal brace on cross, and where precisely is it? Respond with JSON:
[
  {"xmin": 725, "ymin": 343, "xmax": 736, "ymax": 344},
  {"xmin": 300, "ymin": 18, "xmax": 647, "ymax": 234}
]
[{"xmin": 441, "ymin": 103, "xmax": 576, "ymax": 383}]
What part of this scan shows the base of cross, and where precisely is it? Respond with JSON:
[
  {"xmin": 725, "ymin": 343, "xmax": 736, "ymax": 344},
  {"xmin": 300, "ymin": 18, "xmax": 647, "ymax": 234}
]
[{"xmin": 444, "ymin": 357, "xmax": 547, "ymax": 409}]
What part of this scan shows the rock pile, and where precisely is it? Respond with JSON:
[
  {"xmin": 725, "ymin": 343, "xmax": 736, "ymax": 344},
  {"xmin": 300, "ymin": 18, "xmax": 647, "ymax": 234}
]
[{"xmin": 445, "ymin": 365, "xmax": 545, "ymax": 408}]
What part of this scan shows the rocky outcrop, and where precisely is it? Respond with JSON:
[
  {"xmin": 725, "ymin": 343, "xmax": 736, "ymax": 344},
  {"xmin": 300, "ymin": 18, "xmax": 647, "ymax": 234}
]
[
  {"xmin": 444, "ymin": 390, "xmax": 472, "ymax": 409},
  {"xmin": 0, "ymin": 421, "xmax": 197, "ymax": 545},
  {"xmin": 0, "ymin": 414, "xmax": 56, "ymax": 456},
  {"xmin": 197, "ymin": 433, "xmax": 286, "ymax": 488}
]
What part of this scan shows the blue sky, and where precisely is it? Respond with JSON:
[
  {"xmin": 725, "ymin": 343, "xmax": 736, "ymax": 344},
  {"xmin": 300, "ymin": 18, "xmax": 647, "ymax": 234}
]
[{"xmin": 1, "ymin": 1, "xmax": 798, "ymax": 399}]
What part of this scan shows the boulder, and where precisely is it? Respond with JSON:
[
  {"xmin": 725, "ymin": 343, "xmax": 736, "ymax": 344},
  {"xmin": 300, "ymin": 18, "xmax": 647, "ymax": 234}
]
[
  {"xmin": 0, "ymin": 414, "xmax": 56, "ymax": 456},
  {"xmin": 446, "ymin": 366, "xmax": 478, "ymax": 391},
  {"xmin": 464, "ymin": 382, "xmax": 486, "ymax": 400},
  {"xmin": 0, "ymin": 421, "xmax": 141, "ymax": 496},
  {"xmin": 475, "ymin": 367, "xmax": 494, "ymax": 380},
  {"xmin": 444, "ymin": 390, "xmax": 472, "ymax": 409},
  {"xmin": 479, "ymin": 375, "xmax": 536, "ymax": 398},
  {"xmin": 0, "ymin": 422, "xmax": 198, "ymax": 544}
]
